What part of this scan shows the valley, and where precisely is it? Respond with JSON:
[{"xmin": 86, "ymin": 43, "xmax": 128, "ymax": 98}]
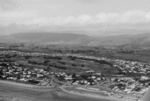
[{"xmin": 0, "ymin": 44, "xmax": 150, "ymax": 101}]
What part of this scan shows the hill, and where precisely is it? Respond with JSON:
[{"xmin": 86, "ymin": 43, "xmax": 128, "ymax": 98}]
[
  {"xmin": 0, "ymin": 32, "xmax": 93, "ymax": 45},
  {"xmin": 1, "ymin": 32, "xmax": 150, "ymax": 50}
]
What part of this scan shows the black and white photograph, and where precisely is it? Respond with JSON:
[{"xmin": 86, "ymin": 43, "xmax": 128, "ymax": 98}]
[{"xmin": 0, "ymin": 0, "xmax": 150, "ymax": 101}]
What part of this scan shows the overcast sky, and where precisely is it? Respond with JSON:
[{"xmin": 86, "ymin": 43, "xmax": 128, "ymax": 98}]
[{"xmin": 1, "ymin": 0, "xmax": 150, "ymax": 36}]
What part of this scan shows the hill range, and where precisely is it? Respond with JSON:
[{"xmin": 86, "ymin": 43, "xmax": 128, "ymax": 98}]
[{"xmin": 1, "ymin": 32, "xmax": 150, "ymax": 50}]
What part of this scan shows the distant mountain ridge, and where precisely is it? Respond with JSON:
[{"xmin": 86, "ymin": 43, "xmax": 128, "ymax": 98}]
[
  {"xmin": 1, "ymin": 32, "xmax": 150, "ymax": 49},
  {"xmin": 4, "ymin": 32, "xmax": 93, "ymax": 45}
]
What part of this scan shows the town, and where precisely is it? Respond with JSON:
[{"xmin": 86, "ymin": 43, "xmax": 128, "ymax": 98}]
[{"xmin": 0, "ymin": 50, "xmax": 150, "ymax": 100}]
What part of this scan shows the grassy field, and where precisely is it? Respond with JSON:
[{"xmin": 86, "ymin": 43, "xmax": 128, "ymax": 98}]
[
  {"xmin": 0, "ymin": 81, "xmax": 113, "ymax": 101},
  {"xmin": 1, "ymin": 50, "xmax": 119, "ymax": 75}
]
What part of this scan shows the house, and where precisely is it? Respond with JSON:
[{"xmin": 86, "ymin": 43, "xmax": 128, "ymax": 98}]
[
  {"xmin": 65, "ymin": 75, "xmax": 72, "ymax": 81},
  {"xmin": 20, "ymin": 78, "xmax": 28, "ymax": 82}
]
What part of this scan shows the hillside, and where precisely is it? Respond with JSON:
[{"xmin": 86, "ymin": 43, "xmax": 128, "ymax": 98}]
[
  {"xmin": 1, "ymin": 32, "xmax": 150, "ymax": 50},
  {"xmin": 0, "ymin": 32, "xmax": 93, "ymax": 45}
]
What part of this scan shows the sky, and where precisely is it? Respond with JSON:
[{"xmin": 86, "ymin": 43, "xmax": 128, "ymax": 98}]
[{"xmin": 1, "ymin": 0, "xmax": 150, "ymax": 36}]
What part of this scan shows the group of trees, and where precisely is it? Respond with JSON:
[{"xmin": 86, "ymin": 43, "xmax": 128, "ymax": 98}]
[{"xmin": 44, "ymin": 56, "xmax": 62, "ymax": 60}]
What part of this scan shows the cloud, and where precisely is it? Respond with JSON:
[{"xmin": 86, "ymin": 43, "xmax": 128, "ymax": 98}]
[
  {"xmin": 23, "ymin": 10, "xmax": 150, "ymax": 26},
  {"xmin": 75, "ymin": 0, "xmax": 100, "ymax": 3},
  {"xmin": 0, "ymin": 0, "xmax": 21, "ymax": 11},
  {"xmin": 0, "ymin": 10, "xmax": 37, "ymax": 26},
  {"xmin": 1, "ymin": 10, "xmax": 150, "ymax": 27},
  {"xmin": 120, "ymin": 11, "xmax": 148, "ymax": 23},
  {"xmin": 0, "ymin": 0, "xmax": 150, "ymax": 27},
  {"xmin": 146, "ymin": 13, "xmax": 150, "ymax": 21},
  {"xmin": 94, "ymin": 11, "xmax": 150, "ymax": 24}
]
